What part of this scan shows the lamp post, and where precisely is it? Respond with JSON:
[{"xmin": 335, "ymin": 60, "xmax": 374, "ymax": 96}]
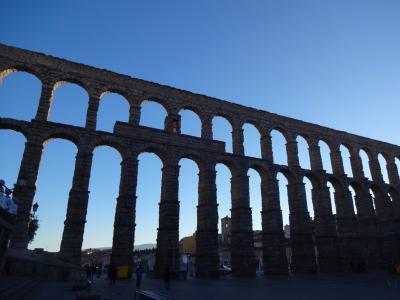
[{"xmin": 32, "ymin": 202, "xmax": 39, "ymax": 217}]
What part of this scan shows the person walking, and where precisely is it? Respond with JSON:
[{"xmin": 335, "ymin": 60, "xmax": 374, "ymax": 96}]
[
  {"xmin": 108, "ymin": 265, "xmax": 117, "ymax": 285},
  {"xmin": 135, "ymin": 265, "xmax": 144, "ymax": 289},
  {"xmin": 163, "ymin": 267, "xmax": 170, "ymax": 290}
]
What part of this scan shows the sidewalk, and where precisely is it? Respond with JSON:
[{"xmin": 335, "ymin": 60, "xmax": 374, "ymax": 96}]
[{"xmin": 25, "ymin": 272, "xmax": 400, "ymax": 300}]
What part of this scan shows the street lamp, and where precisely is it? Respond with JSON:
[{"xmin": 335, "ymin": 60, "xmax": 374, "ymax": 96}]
[{"xmin": 32, "ymin": 202, "xmax": 39, "ymax": 217}]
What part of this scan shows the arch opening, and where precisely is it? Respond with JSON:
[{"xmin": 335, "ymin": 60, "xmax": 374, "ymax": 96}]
[
  {"xmin": 82, "ymin": 146, "xmax": 122, "ymax": 250},
  {"xmin": 243, "ymin": 123, "xmax": 261, "ymax": 158},
  {"xmin": 0, "ymin": 70, "xmax": 41, "ymax": 121},
  {"xmin": 96, "ymin": 92, "xmax": 130, "ymax": 132},
  {"xmin": 378, "ymin": 153, "xmax": 389, "ymax": 183},
  {"xmin": 29, "ymin": 138, "xmax": 77, "ymax": 251},
  {"xmin": 49, "ymin": 82, "xmax": 88, "ymax": 127},
  {"xmin": 271, "ymin": 129, "xmax": 287, "ymax": 165},
  {"xmin": 139, "ymin": 100, "xmax": 168, "ymax": 130},
  {"xmin": 319, "ymin": 140, "xmax": 332, "ymax": 174},
  {"xmin": 359, "ymin": 149, "xmax": 372, "ymax": 180},
  {"xmin": 179, "ymin": 109, "xmax": 202, "ymax": 137},
  {"xmin": 212, "ymin": 116, "xmax": 233, "ymax": 153},
  {"xmin": 297, "ymin": 135, "xmax": 310, "ymax": 170},
  {"xmin": 340, "ymin": 145, "xmax": 353, "ymax": 178}
]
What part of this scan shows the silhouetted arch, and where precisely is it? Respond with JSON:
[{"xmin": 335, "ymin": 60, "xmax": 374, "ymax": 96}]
[
  {"xmin": 378, "ymin": 153, "xmax": 389, "ymax": 183},
  {"xmin": 139, "ymin": 100, "xmax": 168, "ymax": 130},
  {"xmin": 97, "ymin": 92, "xmax": 130, "ymax": 132},
  {"xmin": 243, "ymin": 123, "xmax": 261, "ymax": 158},
  {"xmin": 49, "ymin": 82, "xmax": 89, "ymax": 127},
  {"xmin": 340, "ymin": 144, "xmax": 353, "ymax": 178},
  {"xmin": 0, "ymin": 70, "xmax": 42, "ymax": 121},
  {"xmin": 248, "ymin": 167, "xmax": 262, "ymax": 230},
  {"xmin": 271, "ymin": 129, "xmax": 288, "ymax": 165},
  {"xmin": 296, "ymin": 135, "xmax": 310, "ymax": 170},
  {"xmin": 319, "ymin": 140, "xmax": 332, "ymax": 173},
  {"xmin": 179, "ymin": 109, "xmax": 202, "ymax": 137},
  {"xmin": 212, "ymin": 116, "xmax": 233, "ymax": 153},
  {"xmin": 30, "ymin": 138, "xmax": 78, "ymax": 251},
  {"xmin": 359, "ymin": 149, "xmax": 372, "ymax": 180}
]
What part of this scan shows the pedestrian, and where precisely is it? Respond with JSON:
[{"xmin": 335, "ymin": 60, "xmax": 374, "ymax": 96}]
[
  {"xmin": 108, "ymin": 265, "xmax": 117, "ymax": 285},
  {"xmin": 135, "ymin": 265, "xmax": 144, "ymax": 289},
  {"xmin": 163, "ymin": 267, "xmax": 170, "ymax": 290}
]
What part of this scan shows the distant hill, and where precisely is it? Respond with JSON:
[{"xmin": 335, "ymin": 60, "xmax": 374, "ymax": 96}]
[{"xmin": 83, "ymin": 243, "xmax": 156, "ymax": 252}]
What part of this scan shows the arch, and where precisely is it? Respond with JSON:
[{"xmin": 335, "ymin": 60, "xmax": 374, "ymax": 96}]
[
  {"xmin": 271, "ymin": 129, "xmax": 288, "ymax": 165},
  {"xmin": 96, "ymin": 92, "xmax": 130, "ymax": 132},
  {"xmin": 139, "ymin": 100, "xmax": 168, "ymax": 130},
  {"xmin": 318, "ymin": 140, "xmax": 333, "ymax": 174},
  {"xmin": 0, "ymin": 70, "xmax": 42, "ymax": 121},
  {"xmin": 378, "ymin": 153, "xmax": 389, "ymax": 183},
  {"xmin": 303, "ymin": 176, "xmax": 314, "ymax": 219},
  {"xmin": 359, "ymin": 149, "xmax": 372, "ymax": 180},
  {"xmin": 139, "ymin": 97, "xmax": 171, "ymax": 114},
  {"xmin": 87, "ymin": 136, "xmax": 126, "ymax": 160},
  {"xmin": 49, "ymin": 81, "xmax": 89, "ymax": 127},
  {"xmin": 83, "ymin": 145, "xmax": 122, "ymax": 249},
  {"xmin": 326, "ymin": 181, "xmax": 337, "ymax": 215},
  {"xmin": 248, "ymin": 167, "xmax": 262, "ymax": 231},
  {"xmin": 296, "ymin": 135, "xmax": 310, "ymax": 170},
  {"xmin": 340, "ymin": 144, "xmax": 353, "ymax": 178},
  {"xmin": 179, "ymin": 150, "xmax": 204, "ymax": 171},
  {"xmin": 348, "ymin": 184, "xmax": 358, "ymax": 214},
  {"xmin": 276, "ymin": 171, "xmax": 290, "ymax": 228},
  {"xmin": 179, "ymin": 108, "xmax": 202, "ymax": 137},
  {"xmin": 243, "ymin": 123, "xmax": 261, "ymax": 158},
  {"xmin": 135, "ymin": 151, "xmax": 164, "ymax": 248},
  {"xmin": 0, "ymin": 129, "xmax": 27, "ymax": 190},
  {"xmin": 29, "ymin": 138, "xmax": 78, "ymax": 251},
  {"xmin": 178, "ymin": 158, "xmax": 200, "ymax": 239},
  {"xmin": 396, "ymin": 157, "xmax": 400, "ymax": 179},
  {"xmin": 40, "ymin": 128, "xmax": 81, "ymax": 148},
  {"xmin": 0, "ymin": 119, "xmax": 30, "ymax": 138},
  {"xmin": 212, "ymin": 116, "xmax": 233, "ymax": 153},
  {"xmin": 136, "ymin": 143, "xmax": 168, "ymax": 166}
]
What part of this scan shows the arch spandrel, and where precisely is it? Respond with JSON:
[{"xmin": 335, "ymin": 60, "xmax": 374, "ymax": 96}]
[{"xmin": 0, "ymin": 119, "xmax": 30, "ymax": 139}]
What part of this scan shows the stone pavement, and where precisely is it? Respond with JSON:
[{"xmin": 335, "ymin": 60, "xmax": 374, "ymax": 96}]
[{"xmin": 24, "ymin": 272, "xmax": 400, "ymax": 300}]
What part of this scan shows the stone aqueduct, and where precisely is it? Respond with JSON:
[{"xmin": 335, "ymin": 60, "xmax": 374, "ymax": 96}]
[{"xmin": 1, "ymin": 44, "xmax": 399, "ymax": 278}]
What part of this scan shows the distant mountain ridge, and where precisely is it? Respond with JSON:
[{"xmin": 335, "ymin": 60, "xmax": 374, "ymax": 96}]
[{"xmin": 83, "ymin": 243, "xmax": 156, "ymax": 251}]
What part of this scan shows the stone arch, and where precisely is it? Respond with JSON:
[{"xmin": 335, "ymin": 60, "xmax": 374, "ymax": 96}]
[
  {"xmin": 139, "ymin": 99, "xmax": 169, "ymax": 130},
  {"xmin": 96, "ymin": 91, "xmax": 130, "ymax": 132},
  {"xmin": 270, "ymin": 128, "xmax": 289, "ymax": 166},
  {"xmin": 247, "ymin": 166, "xmax": 263, "ymax": 231},
  {"xmin": 377, "ymin": 153, "xmax": 389, "ymax": 183},
  {"xmin": 0, "ymin": 66, "xmax": 43, "ymax": 84},
  {"xmin": 243, "ymin": 122, "xmax": 261, "ymax": 158},
  {"xmin": 318, "ymin": 139, "xmax": 333, "ymax": 174},
  {"xmin": 212, "ymin": 115, "xmax": 233, "ymax": 153},
  {"xmin": 40, "ymin": 128, "xmax": 81, "ymax": 148},
  {"xmin": 83, "ymin": 144, "xmax": 122, "ymax": 249},
  {"xmin": 359, "ymin": 148, "xmax": 372, "ymax": 180},
  {"xmin": 340, "ymin": 144, "xmax": 353, "ymax": 178},
  {"xmin": 30, "ymin": 137, "xmax": 78, "ymax": 251},
  {"xmin": 178, "ymin": 156, "xmax": 200, "ymax": 239},
  {"xmin": 0, "ymin": 68, "xmax": 42, "ymax": 121},
  {"xmin": 0, "ymin": 119, "xmax": 30, "ymax": 138},
  {"xmin": 178, "ymin": 108, "xmax": 202, "ymax": 137},
  {"xmin": 276, "ymin": 170, "xmax": 291, "ymax": 231},
  {"xmin": 296, "ymin": 134, "xmax": 311, "ymax": 170},
  {"xmin": 303, "ymin": 173, "xmax": 319, "ymax": 219},
  {"xmin": 87, "ymin": 136, "xmax": 126, "ymax": 160},
  {"xmin": 49, "ymin": 80, "xmax": 89, "ymax": 127},
  {"xmin": 0, "ymin": 129, "xmax": 27, "ymax": 189}
]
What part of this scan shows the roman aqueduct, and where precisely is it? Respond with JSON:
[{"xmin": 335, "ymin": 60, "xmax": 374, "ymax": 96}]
[{"xmin": 1, "ymin": 44, "xmax": 399, "ymax": 277}]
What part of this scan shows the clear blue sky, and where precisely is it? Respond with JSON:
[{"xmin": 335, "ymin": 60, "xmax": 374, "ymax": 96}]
[{"xmin": 1, "ymin": 0, "xmax": 399, "ymax": 251}]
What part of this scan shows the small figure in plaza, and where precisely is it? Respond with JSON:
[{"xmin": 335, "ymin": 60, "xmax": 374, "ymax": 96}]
[
  {"xmin": 108, "ymin": 265, "xmax": 117, "ymax": 285},
  {"xmin": 135, "ymin": 265, "xmax": 144, "ymax": 289},
  {"xmin": 163, "ymin": 267, "xmax": 170, "ymax": 290}
]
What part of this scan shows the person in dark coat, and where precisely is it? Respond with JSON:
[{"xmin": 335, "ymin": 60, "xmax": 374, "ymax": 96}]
[
  {"xmin": 163, "ymin": 267, "xmax": 170, "ymax": 290},
  {"xmin": 108, "ymin": 265, "xmax": 117, "ymax": 285}
]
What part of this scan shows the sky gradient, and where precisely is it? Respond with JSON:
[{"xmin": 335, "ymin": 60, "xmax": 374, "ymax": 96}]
[{"xmin": 1, "ymin": 0, "xmax": 400, "ymax": 251}]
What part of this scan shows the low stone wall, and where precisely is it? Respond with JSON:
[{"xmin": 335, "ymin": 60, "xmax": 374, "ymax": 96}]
[{"xmin": 5, "ymin": 249, "xmax": 84, "ymax": 280}]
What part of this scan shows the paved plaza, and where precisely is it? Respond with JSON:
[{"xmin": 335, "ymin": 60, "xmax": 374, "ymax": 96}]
[{"xmin": 24, "ymin": 272, "xmax": 400, "ymax": 300}]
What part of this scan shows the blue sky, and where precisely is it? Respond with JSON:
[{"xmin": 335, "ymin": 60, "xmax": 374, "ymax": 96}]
[{"xmin": 1, "ymin": 0, "xmax": 400, "ymax": 251}]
